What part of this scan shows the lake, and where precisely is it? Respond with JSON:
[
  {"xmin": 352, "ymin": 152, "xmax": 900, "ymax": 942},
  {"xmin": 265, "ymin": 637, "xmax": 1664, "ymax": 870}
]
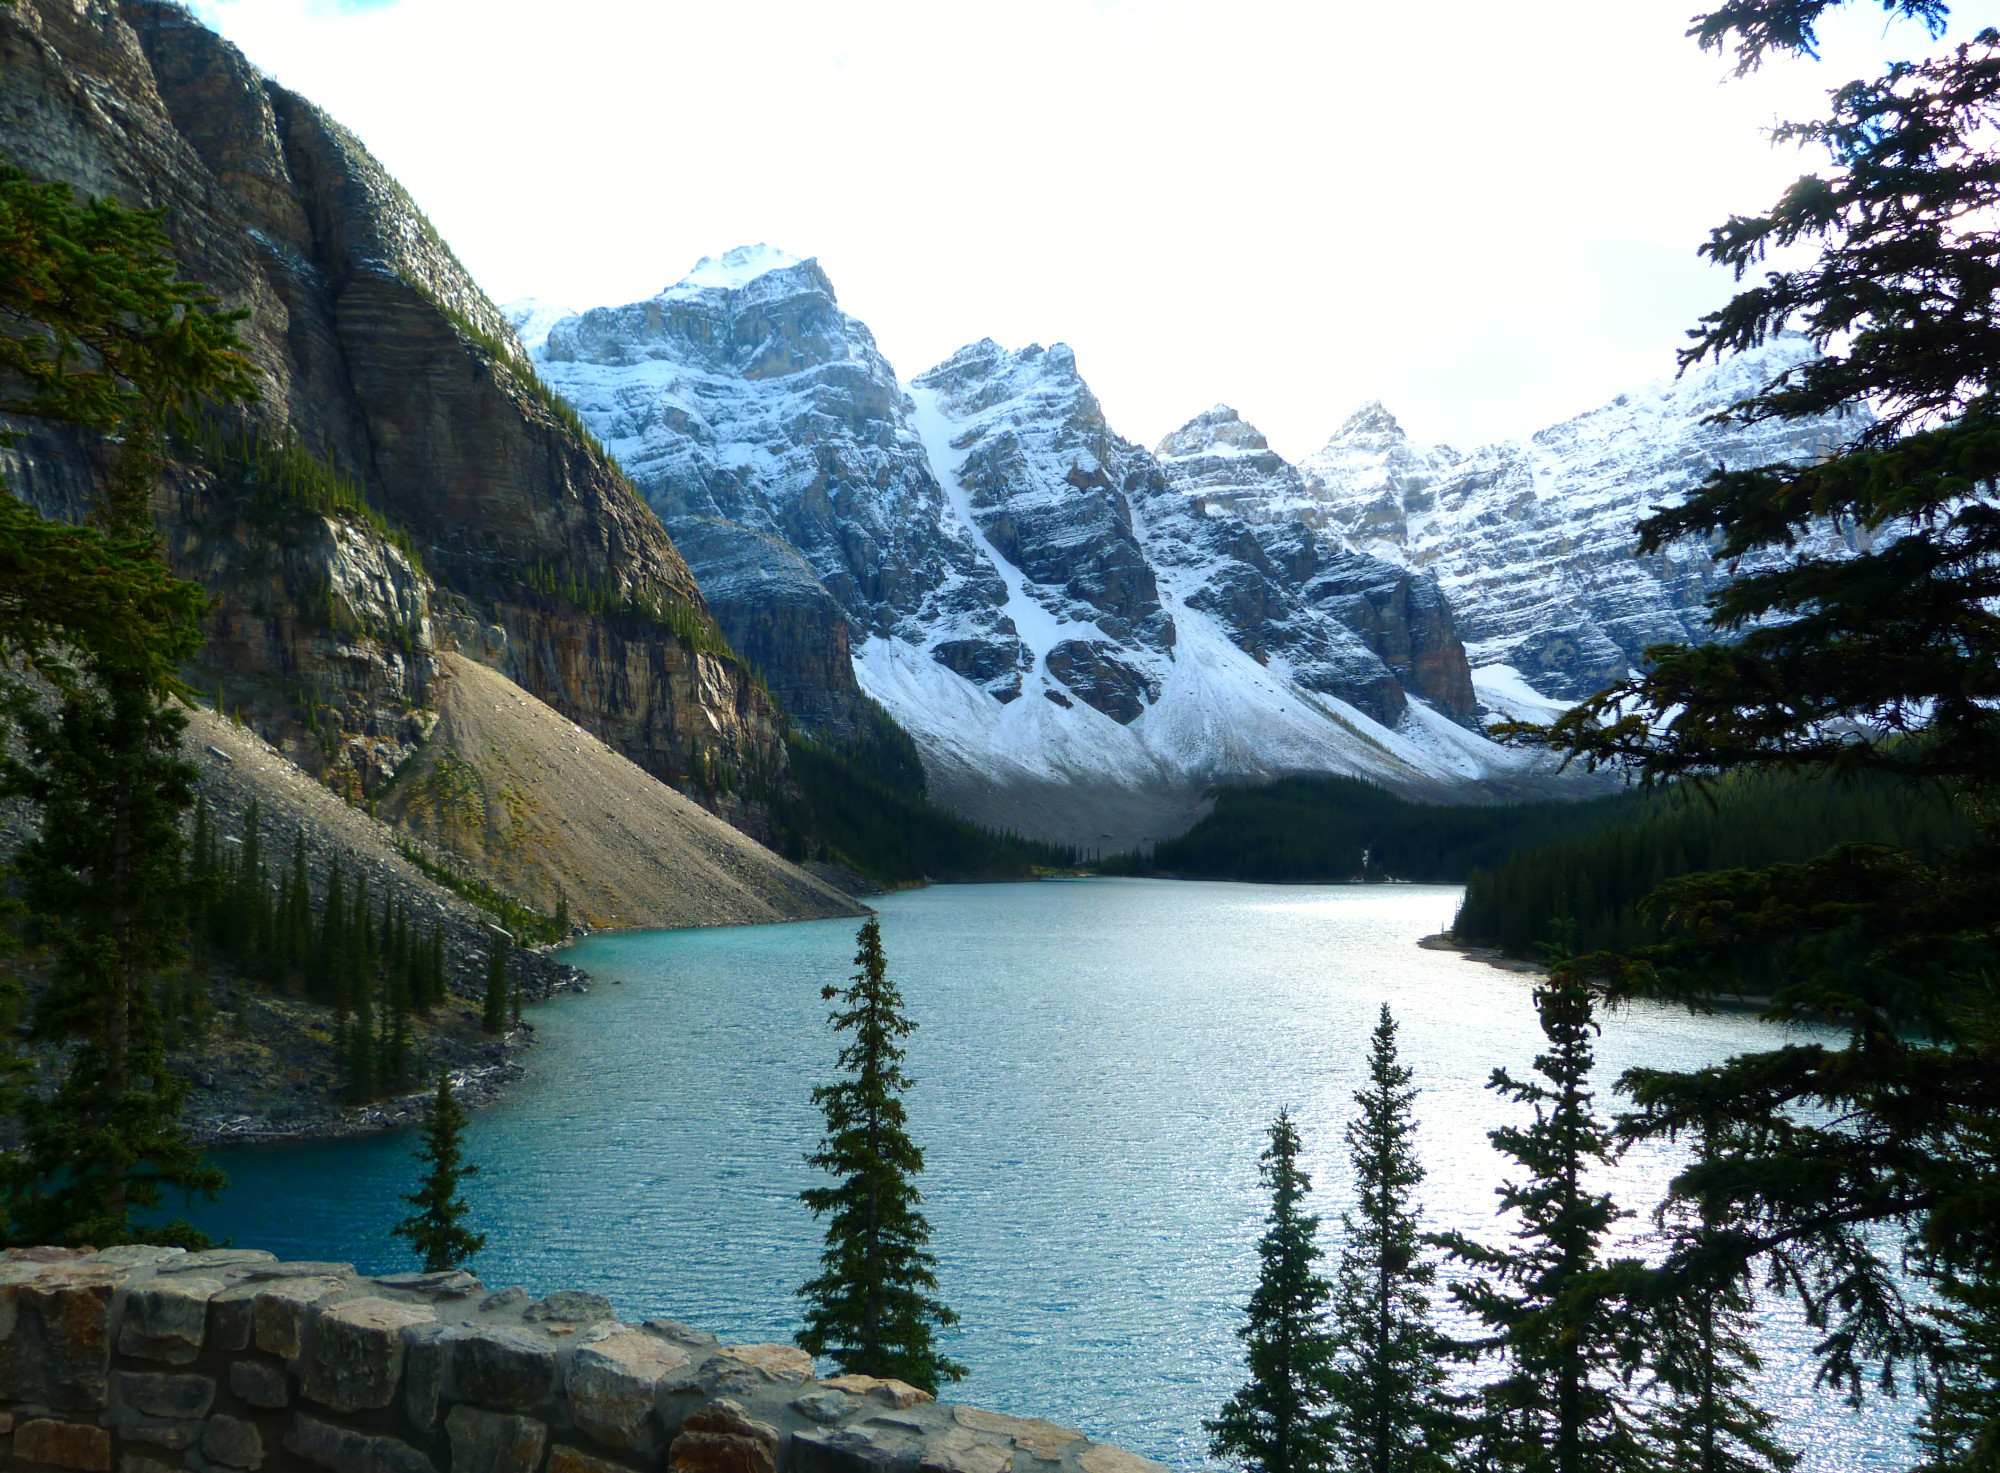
[{"xmin": 186, "ymin": 878, "xmax": 1914, "ymax": 1468}]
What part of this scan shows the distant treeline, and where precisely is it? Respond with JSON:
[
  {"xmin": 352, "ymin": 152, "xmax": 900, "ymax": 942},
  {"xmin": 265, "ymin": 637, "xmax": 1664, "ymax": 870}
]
[
  {"xmin": 1098, "ymin": 775, "xmax": 1645, "ymax": 883},
  {"xmin": 189, "ymin": 799, "xmax": 454, "ymax": 1101},
  {"xmin": 1451, "ymin": 770, "xmax": 1973, "ymax": 957},
  {"xmin": 770, "ymin": 708, "xmax": 1075, "ymax": 885}
]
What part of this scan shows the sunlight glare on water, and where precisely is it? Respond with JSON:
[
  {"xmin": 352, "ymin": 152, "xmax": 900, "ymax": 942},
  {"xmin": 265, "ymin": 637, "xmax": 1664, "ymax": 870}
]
[{"xmin": 189, "ymin": 879, "xmax": 1913, "ymax": 1469}]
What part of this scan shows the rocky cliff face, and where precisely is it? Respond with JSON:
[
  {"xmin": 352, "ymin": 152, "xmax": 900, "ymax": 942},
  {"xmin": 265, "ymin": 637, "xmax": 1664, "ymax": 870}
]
[
  {"xmin": 519, "ymin": 256, "xmax": 1507, "ymax": 848},
  {"xmin": 1298, "ymin": 337, "xmax": 1867, "ymax": 701},
  {"xmin": 1146, "ymin": 405, "xmax": 1474, "ymax": 726},
  {"xmin": 522, "ymin": 246, "xmax": 987, "ymax": 742},
  {"xmin": 0, "ymin": 0, "xmax": 781, "ymax": 813}
]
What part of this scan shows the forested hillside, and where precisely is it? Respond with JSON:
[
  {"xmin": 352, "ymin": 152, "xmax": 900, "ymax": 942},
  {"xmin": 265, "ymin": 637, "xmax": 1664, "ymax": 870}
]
[
  {"xmin": 1451, "ymin": 772, "xmax": 1972, "ymax": 956},
  {"xmin": 1100, "ymin": 775, "xmax": 1642, "ymax": 883}
]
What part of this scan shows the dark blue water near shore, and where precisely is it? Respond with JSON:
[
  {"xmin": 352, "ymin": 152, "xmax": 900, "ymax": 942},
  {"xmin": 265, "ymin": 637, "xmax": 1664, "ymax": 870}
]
[{"xmin": 185, "ymin": 879, "xmax": 1913, "ymax": 1469}]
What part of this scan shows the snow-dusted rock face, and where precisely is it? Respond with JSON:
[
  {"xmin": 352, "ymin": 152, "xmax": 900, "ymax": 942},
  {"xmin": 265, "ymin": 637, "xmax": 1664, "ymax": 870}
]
[
  {"xmin": 1146, "ymin": 405, "xmax": 1475, "ymax": 725},
  {"xmin": 911, "ymin": 340, "xmax": 1175, "ymax": 723},
  {"xmin": 518, "ymin": 247, "xmax": 1009, "ymax": 739},
  {"xmin": 514, "ymin": 253, "xmax": 1541, "ymax": 849},
  {"xmin": 1300, "ymin": 337, "xmax": 1863, "ymax": 700}
]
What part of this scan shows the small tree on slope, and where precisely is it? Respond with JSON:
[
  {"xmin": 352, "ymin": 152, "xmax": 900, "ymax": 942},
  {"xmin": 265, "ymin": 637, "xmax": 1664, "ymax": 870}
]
[
  {"xmin": 1208, "ymin": 1109, "xmax": 1338, "ymax": 1473},
  {"xmin": 393, "ymin": 1072, "xmax": 486, "ymax": 1272},
  {"xmin": 796, "ymin": 916, "xmax": 964, "ymax": 1393},
  {"xmin": 1327, "ymin": 1006, "xmax": 1449, "ymax": 1473},
  {"xmin": 1430, "ymin": 941, "xmax": 1651, "ymax": 1473}
]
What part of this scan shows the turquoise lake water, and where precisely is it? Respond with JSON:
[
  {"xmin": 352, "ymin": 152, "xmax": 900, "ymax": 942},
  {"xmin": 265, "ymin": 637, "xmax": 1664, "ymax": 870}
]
[{"xmin": 185, "ymin": 879, "xmax": 1913, "ymax": 1468}]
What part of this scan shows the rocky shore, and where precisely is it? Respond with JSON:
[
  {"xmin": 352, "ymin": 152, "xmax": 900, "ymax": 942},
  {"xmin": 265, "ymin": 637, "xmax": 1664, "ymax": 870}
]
[{"xmin": 0, "ymin": 1246, "xmax": 1166, "ymax": 1473}]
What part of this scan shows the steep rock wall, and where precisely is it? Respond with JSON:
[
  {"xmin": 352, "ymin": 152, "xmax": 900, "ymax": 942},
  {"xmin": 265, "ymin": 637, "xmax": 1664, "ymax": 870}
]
[{"xmin": 0, "ymin": 0, "xmax": 780, "ymax": 807}]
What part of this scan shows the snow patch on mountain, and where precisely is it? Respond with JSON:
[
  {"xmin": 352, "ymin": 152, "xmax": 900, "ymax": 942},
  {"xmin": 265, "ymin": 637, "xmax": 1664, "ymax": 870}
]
[
  {"xmin": 671, "ymin": 243, "xmax": 802, "ymax": 295},
  {"xmin": 521, "ymin": 247, "xmax": 1566, "ymax": 846},
  {"xmin": 501, "ymin": 298, "xmax": 575, "ymax": 356}
]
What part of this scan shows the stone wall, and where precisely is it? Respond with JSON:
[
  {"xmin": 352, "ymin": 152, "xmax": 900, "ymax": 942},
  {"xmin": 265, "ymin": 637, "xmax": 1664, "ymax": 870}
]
[{"xmin": 0, "ymin": 1249, "xmax": 1166, "ymax": 1473}]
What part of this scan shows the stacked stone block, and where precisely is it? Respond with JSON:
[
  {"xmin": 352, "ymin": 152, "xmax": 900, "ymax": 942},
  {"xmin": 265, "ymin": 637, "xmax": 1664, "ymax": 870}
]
[{"xmin": 0, "ymin": 1250, "xmax": 1165, "ymax": 1473}]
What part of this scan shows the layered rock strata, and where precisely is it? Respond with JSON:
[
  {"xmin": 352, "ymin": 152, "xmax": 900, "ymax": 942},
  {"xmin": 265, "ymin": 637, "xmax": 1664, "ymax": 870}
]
[
  {"xmin": 0, "ymin": 0, "xmax": 781, "ymax": 810},
  {"xmin": 0, "ymin": 1246, "xmax": 1165, "ymax": 1473}
]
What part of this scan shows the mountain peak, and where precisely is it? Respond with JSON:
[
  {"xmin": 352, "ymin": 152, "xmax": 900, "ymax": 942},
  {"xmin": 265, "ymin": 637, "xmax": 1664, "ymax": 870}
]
[
  {"xmin": 1332, "ymin": 400, "xmax": 1405, "ymax": 441},
  {"xmin": 1156, "ymin": 404, "xmax": 1272, "ymax": 460},
  {"xmin": 664, "ymin": 243, "xmax": 806, "ymax": 296}
]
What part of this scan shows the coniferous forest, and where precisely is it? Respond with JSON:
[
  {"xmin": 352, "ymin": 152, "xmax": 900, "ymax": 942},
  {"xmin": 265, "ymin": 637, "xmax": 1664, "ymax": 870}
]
[
  {"xmin": 187, "ymin": 799, "xmax": 460, "ymax": 1102},
  {"xmin": 1451, "ymin": 771, "xmax": 1972, "ymax": 956}
]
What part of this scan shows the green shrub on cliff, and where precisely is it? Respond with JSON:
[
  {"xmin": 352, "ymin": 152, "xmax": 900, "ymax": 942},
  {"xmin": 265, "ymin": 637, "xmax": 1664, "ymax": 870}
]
[{"xmin": 796, "ymin": 917, "xmax": 965, "ymax": 1393}]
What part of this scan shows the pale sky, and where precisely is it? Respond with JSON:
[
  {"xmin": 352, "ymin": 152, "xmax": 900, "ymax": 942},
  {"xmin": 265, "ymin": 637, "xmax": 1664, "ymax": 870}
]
[{"xmin": 190, "ymin": 0, "xmax": 1954, "ymax": 460}]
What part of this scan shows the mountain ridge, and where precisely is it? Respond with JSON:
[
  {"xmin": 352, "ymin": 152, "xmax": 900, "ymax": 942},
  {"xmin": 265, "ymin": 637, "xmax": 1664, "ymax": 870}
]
[{"xmin": 512, "ymin": 256, "xmax": 1550, "ymax": 849}]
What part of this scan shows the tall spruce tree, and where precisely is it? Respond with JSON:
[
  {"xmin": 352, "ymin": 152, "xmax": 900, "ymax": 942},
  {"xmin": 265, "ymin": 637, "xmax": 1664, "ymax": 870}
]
[
  {"xmin": 1430, "ymin": 948, "xmax": 1650, "ymax": 1473},
  {"xmin": 1510, "ymin": 4, "xmax": 2000, "ymax": 1447},
  {"xmin": 1326, "ymin": 1008, "xmax": 1448, "ymax": 1473},
  {"xmin": 392, "ymin": 1072, "xmax": 485, "ymax": 1272},
  {"xmin": 1208, "ymin": 1109, "xmax": 1338, "ymax": 1473},
  {"xmin": 796, "ymin": 916, "xmax": 964, "ymax": 1393},
  {"xmin": 0, "ymin": 165, "xmax": 248, "ymax": 1248}
]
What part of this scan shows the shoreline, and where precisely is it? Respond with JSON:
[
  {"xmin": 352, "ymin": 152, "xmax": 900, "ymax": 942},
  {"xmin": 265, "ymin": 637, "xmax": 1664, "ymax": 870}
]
[{"xmin": 1418, "ymin": 931, "xmax": 1544, "ymax": 975}]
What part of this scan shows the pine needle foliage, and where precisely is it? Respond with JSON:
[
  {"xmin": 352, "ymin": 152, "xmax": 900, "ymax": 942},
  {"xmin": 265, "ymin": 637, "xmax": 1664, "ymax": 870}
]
[
  {"xmin": 796, "ymin": 917, "xmax": 964, "ymax": 1393},
  {"xmin": 187, "ymin": 806, "xmax": 449, "ymax": 1099},
  {"xmin": 1505, "ymin": 5, "xmax": 2000, "ymax": 1450},
  {"xmin": 1326, "ymin": 1009, "xmax": 1449, "ymax": 1473},
  {"xmin": 172, "ymin": 416, "xmax": 427, "ymax": 577},
  {"xmin": 1430, "ymin": 938, "xmax": 1651, "ymax": 1473},
  {"xmin": 392, "ymin": 1072, "xmax": 485, "ymax": 1272},
  {"xmin": 0, "ymin": 163, "xmax": 251, "ymax": 1248},
  {"xmin": 0, "ymin": 683, "xmax": 224, "ymax": 1247},
  {"xmin": 1208, "ymin": 1110, "xmax": 1339, "ymax": 1473},
  {"xmin": 1453, "ymin": 769, "xmax": 1971, "ymax": 958}
]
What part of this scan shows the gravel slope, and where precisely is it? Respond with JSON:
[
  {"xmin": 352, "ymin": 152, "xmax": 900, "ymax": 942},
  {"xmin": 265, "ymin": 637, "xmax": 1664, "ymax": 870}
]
[{"xmin": 379, "ymin": 655, "xmax": 864, "ymax": 930}]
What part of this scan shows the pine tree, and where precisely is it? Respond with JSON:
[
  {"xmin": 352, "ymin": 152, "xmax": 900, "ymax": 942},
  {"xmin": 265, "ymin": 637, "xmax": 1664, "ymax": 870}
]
[
  {"xmin": 481, "ymin": 933, "xmax": 509, "ymax": 1034},
  {"xmin": 345, "ymin": 975, "xmax": 377, "ymax": 1103},
  {"xmin": 1512, "ymin": 3, "xmax": 2000, "ymax": 1436},
  {"xmin": 1431, "ymin": 947, "xmax": 1650, "ymax": 1473},
  {"xmin": 0, "ymin": 678, "xmax": 226, "ymax": 1247},
  {"xmin": 391, "ymin": 1072, "xmax": 486, "ymax": 1272},
  {"xmin": 1326, "ymin": 1007, "xmax": 1448, "ymax": 1473},
  {"xmin": 422, "ymin": 930, "xmax": 445, "ymax": 1014},
  {"xmin": 311, "ymin": 856, "xmax": 346, "ymax": 1004},
  {"xmin": 1637, "ymin": 1133, "xmax": 1795, "ymax": 1473},
  {"xmin": 796, "ymin": 916, "xmax": 965, "ymax": 1393},
  {"xmin": 1208, "ymin": 1109, "xmax": 1338, "ymax": 1473}
]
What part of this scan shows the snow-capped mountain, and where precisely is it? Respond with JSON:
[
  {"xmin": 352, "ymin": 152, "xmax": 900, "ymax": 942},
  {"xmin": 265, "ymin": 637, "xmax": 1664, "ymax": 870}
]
[
  {"xmin": 1298, "ymin": 337, "xmax": 1865, "ymax": 699},
  {"xmin": 508, "ymin": 251, "xmax": 1534, "ymax": 848}
]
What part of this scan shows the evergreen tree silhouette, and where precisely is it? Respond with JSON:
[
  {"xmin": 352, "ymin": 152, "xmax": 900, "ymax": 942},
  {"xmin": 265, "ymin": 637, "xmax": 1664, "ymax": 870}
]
[
  {"xmin": 796, "ymin": 916, "xmax": 964, "ymax": 1392},
  {"xmin": 481, "ymin": 932, "xmax": 509, "ymax": 1034},
  {"xmin": 392, "ymin": 1072, "xmax": 485, "ymax": 1271},
  {"xmin": 1327, "ymin": 1007, "xmax": 1449, "ymax": 1473},
  {"xmin": 1431, "ymin": 935, "xmax": 1649, "ymax": 1473},
  {"xmin": 1208, "ymin": 1109, "xmax": 1337, "ymax": 1473}
]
